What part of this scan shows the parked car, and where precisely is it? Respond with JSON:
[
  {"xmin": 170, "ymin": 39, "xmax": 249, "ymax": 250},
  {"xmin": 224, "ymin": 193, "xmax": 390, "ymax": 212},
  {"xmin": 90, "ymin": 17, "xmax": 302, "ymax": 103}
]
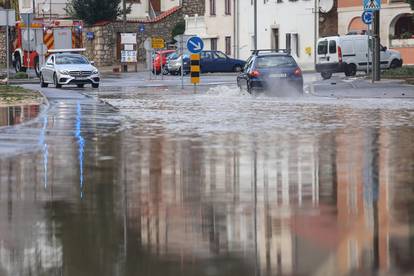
[
  {"xmin": 237, "ymin": 50, "xmax": 303, "ymax": 95},
  {"xmin": 152, "ymin": 50, "xmax": 176, "ymax": 74},
  {"xmin": 316, "ymin": 34, "xmax": 403, "ymax": 79},
  {"xmin": 200, "ymin": 51, "xmax": 245, "ymax": 73},
  {"xmin": 40, "ymin": 53, "xmax": 100, "ymax": 88},
  {"xmin": 167, "ymin": 54, "xmax": 190, "ymax": 75}
]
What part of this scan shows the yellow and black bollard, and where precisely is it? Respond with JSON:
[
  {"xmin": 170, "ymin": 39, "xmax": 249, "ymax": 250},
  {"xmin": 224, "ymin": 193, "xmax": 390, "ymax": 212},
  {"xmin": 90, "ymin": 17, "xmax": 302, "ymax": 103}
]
[{"xmin": 190, "ymin": 54, "xmax": 200, "ymax": 93}]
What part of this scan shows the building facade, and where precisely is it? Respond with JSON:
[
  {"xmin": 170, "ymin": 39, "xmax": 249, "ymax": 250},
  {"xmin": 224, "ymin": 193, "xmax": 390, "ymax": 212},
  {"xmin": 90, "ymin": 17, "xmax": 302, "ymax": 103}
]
[
  {"xmin": 338, "ymin": 0, "xmax": 414, "ymax": 64},
  {"xmin": 186, "ymin": 0, "xmax": 326, "ymax": 70},
  {"xmin": 184, "ymin": 0, "xmax": 237, "ymax": 58}
]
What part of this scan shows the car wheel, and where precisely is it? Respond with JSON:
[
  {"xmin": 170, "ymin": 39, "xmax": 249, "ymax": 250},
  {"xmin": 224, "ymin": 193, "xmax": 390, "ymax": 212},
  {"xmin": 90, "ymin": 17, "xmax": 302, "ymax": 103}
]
[
  {"xmin": 345, "ymin": 64, "xmax": 356, "ymax": 77},
  {"xmin": 390, "ymin": 59, "xmax": 401, "ymax": 69},
  {"xmin": 233, "ymin": 65, "xmax": 243, "ymax": 72},
  {"xmin": 92, "ymin": 83, "xmax": 99, "ymax": 88},
  {"xmin": 53, "ymin": 74, "xmax": 62, "ymax": 88},
  {"xmin": 77, "ymin": 84, "xmax": 84, "ymax": 88},
  {"xmin": 14, "ymin": 55, "xmax": 27, "ymax": 73},
  {"xmin": 40, "ymin": 74, "xmax": 48, "ymax": 88},
  {"xmin": 34, "ymin": 58, "xmax": 41, "ymax": 77},
  {"xmin": 321, "ymin": 72, "xmax": 332, "ymax": 80},
  {"xmin": 162, "ymin": 67, "xmax": 169, "ymax": 75}
]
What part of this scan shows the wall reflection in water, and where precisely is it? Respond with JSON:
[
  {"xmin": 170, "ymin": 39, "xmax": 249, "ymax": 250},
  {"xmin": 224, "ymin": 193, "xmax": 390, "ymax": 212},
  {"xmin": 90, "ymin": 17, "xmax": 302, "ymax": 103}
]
[
  {"xmin": 0, "ymin": 105, "xmax": 40, "ymax": 127},
  {"xmin": 0, "ymin": 107, "xmax": 413, "ymax": 275},
  {"xmin": 117, "ymin": 125, "xmax": 414, "ymax": 275}
]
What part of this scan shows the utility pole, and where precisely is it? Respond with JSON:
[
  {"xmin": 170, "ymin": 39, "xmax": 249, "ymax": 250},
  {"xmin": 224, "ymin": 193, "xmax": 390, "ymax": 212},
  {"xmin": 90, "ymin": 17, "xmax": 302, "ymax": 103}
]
[
  {"xmin": 253, "ymin": 0, "xmax": 257, "ymax": 50},
  {"xmin": 372, "ymin": 10, "xmax": 380, "ymax": 82},
  {"xmin": 122, "ymin": 0, "xmax": 127, "ymax": 72}
]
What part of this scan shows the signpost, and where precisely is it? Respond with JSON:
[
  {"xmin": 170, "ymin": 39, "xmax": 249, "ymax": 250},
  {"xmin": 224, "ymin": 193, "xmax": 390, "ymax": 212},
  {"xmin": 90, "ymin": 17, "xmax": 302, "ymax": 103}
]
[
  {"xmin": 174, "ymin": 34, "xmax": 193, "ymax": 89},
  {"xmin": 187, "ymin": 36, "xmax": 204, "ymax": 93},
  {"xmin": 0, "ymin": 9, "xmax": 16, "ymax": 84},
  {"xmin": 364, "ymin": 0, "xmax": 381, "ymax": 82},
  {"xmin": 120, "ymin": 33, "xmax": 138, "ymax": 72},
  {"xmin": 362, "ymin": 11, "xmax": 373, "ymax": 75},
  {"xmin": 151, "ymin": 37, "xmax": 165, "ymax": 80}
]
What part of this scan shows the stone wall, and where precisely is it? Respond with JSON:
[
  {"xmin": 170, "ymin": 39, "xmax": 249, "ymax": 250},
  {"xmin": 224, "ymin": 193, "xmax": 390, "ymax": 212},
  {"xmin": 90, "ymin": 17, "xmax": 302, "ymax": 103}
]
[
  {"xmin": 82, "ymin": 0, "xmax": 205, "ymax": 66},
  {"xmin": 0, "ymin": 27, "xmax": 6, "ymax": 67},
  {"xmin": 83, "ymin": 24, "xmax": 116, "ymax": 66}
]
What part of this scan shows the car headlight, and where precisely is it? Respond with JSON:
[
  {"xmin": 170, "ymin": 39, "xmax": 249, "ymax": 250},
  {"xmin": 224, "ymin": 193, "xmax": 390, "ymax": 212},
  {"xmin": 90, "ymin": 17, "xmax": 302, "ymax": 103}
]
[
  {"xmin": 59, "ymin": 70, "xmax": 69, "ymax": 75},
  {"xmin": 92, "ymin": 70, "xmax": 99, "ymax": 75}
]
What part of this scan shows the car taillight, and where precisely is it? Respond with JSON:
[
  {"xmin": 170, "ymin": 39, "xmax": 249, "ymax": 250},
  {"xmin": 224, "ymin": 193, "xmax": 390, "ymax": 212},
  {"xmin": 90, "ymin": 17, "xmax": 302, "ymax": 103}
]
[
  {"xmin": 250, "ymin": 70, "xmax": 260, "ymax": 78},
  {"xmin": 294, "ymin": 67, "xmax": 302, "ymax": 77},
  {"xmin": 338, "ymin": 46, "xmax": 343, "ymax": 63}
]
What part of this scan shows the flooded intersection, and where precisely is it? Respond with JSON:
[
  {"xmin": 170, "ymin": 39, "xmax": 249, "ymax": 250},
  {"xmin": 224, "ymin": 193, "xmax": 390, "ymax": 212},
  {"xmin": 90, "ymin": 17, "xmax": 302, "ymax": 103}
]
[{"xmin": 0, "ymin": 84, "xmax": 414, "ymax": 276}]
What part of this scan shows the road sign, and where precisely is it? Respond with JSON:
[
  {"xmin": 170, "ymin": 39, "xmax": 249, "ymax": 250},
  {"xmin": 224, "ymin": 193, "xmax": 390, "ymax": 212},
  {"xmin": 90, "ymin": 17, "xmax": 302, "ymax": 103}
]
[
  {"xmin": 86, "ymin": 32, "xmax": 95, "ymax": 40},
  {"xmin": 121, "ymin": 33, "xmax": 137, "ymax": 44},
  {"xmin": 138, "ymin": 24, "xmax": 145, "ymax": 33},
  {"xmin": 363, "ymin": 0, "xmax": 380, "ymax": 11},
  {"xmin": 121, "ymin": 50, "xmax": 137, "ymax": 63},
  {"xmin": 187, "ymin": 36, "xmax": 204, "ymax": 54},
  {"xmin": 190, "ymin": 54, "xmax": 200, "ymax": 85},
  {"xmin": 152, "ymin": 37, "xmax": 165, "ymax": 49},
  {"xmin": 362, "ymin": 10, "xmax": 373, "ymax": 24},
  {"xmin": 0, "ymin": 10, "xmax": 16, "ymax": 26}
]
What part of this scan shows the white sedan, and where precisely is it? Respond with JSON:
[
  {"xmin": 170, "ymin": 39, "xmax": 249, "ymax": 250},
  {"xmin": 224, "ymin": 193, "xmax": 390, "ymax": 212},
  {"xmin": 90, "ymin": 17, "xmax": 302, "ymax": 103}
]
[{"xmin": 40, "ymin": 53, "xmax": 100, "ymax": 88}]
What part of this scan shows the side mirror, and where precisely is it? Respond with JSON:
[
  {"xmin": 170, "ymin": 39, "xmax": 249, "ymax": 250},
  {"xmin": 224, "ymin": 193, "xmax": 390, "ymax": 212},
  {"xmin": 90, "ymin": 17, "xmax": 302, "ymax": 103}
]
[
  {"xmin": 383, "ymin": 46, "xmax": 387, "ymax": 51},
  {"xmin": 90, "ymin": 61, "xmax": 95, "ymax": 65}
]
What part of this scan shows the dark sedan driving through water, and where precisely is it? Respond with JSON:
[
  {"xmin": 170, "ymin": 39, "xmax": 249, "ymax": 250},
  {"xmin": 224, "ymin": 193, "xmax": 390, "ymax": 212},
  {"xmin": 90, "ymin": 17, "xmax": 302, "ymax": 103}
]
[{"xmin": 237, "ymin": 50, "xmax": 303, "ymax": 95}]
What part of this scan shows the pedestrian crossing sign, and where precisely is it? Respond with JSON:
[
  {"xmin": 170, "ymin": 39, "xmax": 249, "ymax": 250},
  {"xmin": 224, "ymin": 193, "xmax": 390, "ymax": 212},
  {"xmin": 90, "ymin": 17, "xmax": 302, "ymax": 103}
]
[{"xmin": 364, "ymin": 0, "xmax": 380, "ymax": 11}]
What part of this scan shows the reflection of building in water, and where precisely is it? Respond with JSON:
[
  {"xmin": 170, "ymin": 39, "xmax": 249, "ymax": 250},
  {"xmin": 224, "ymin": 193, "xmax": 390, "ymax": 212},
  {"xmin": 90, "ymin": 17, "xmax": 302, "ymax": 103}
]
[
  {"xmin": 0, "ymin": 105, "xmax": 40, "ymax": 127},
  {"xmin": 121, "ymin": 132, "xmax": 325, "ymax": 274}
]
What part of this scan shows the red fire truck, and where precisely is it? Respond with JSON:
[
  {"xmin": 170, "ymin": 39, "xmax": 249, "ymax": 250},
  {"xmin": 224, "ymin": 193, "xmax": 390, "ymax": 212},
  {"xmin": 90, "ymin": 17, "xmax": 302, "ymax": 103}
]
[{"xmin": 12, "ymin": 19, "xmax": 83, "ymax": 76}]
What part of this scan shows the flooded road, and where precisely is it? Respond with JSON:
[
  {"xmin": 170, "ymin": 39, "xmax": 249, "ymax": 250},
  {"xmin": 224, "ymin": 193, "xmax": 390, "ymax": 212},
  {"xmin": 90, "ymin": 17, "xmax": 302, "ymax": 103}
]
[{"xmin": 1, "ymin": 85, "xmax": 414, "ymax": 276}]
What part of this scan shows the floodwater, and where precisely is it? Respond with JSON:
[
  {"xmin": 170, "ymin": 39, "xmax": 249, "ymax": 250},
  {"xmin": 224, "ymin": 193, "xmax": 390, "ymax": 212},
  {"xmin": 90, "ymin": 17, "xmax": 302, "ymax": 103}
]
[{"xmin": 0, "ymin": 86, "xmax": 414, "ymax": 276}]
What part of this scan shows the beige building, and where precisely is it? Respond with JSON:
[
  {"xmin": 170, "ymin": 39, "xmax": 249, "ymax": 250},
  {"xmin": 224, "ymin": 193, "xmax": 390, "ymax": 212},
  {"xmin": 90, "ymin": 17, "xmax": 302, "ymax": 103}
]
[{"xmin": 185, "ymin": 0, "xmax": 237, "ymax": 58}]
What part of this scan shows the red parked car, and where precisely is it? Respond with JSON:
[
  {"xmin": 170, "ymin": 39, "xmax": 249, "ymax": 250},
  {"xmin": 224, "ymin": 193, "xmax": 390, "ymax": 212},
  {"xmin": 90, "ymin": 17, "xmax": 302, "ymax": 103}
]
[{"xmin": 152, "ymin": 50, "xmax": 176, "ymax": 74}]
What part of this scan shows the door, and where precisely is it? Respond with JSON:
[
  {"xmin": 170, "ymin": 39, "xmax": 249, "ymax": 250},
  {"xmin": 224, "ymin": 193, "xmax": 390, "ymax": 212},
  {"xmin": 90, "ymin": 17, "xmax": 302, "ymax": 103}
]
[
  {"xmin": 200, "ymin": 51, "xmax": 214, "ymax": 72},
  {"xmin": 271, "ymin": 29, "xmax": 279, "ymax": 50},
  {"xmin": 53, "ymin": 28, "xmax": 72, "ymax": 49},
  {"xmin": 212, "ymin": 51, "xmax": 230, "ymax": 72},
  {"xmin": 43, "ymin": 55, "xmax": 55, "ymax": 82},
  {"xmin": 150, "ymin": 0, "xmax": 161, "ymax": 12},
  {"xmin": 380, "ymin": 45, "xmax": 391, "ymax": 69}
]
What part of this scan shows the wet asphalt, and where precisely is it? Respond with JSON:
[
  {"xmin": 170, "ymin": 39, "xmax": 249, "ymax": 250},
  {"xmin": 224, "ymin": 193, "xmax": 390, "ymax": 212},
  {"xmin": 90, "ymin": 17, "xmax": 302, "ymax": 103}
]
[{"xmin": 0, "ymin": 72, "xmax": 414, "ymax": 276}]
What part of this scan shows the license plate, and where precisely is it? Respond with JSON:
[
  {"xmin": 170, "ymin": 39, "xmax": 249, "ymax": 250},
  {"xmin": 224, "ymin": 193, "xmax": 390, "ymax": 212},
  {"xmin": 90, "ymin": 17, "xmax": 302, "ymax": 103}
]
[
  {"xmin": 75, "ymin": 77, "xmax": 87, "ymax": 80},
  {"xmin": 270, "ymin": 73, "xmax": 286, "ymax": 78}
]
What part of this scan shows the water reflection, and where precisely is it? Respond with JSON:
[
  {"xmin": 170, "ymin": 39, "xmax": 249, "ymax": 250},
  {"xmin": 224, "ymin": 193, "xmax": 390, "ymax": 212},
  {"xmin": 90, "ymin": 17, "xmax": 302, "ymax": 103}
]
[
  {"xmin": 75, "ymin": 102, "xmax": 85, "ymax": 199},
  {"xmin": 0, "ymin": 98, "xmax": 413, "ymax": 275},
  {"xmin": 0, "ymin": 105, "xmax": 40, "ymax": 127}
]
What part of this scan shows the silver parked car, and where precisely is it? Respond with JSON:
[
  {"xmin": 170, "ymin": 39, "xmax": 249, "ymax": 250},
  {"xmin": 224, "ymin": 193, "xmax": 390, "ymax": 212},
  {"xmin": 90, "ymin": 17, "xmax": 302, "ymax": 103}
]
[{"xmin": 40, "ymin": 53, "xmax": 100, "ymax": 88}]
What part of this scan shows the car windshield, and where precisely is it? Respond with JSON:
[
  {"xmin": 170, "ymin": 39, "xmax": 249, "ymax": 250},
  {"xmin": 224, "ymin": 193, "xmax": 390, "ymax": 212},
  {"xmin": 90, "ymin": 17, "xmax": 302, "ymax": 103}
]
[
  {"xmin": 56, "ymin": 55, "xmax": 89, "ymax": 65},
  {"xmin": 256, "ymin": 56, "xmax": 296, "ymax": 68}
]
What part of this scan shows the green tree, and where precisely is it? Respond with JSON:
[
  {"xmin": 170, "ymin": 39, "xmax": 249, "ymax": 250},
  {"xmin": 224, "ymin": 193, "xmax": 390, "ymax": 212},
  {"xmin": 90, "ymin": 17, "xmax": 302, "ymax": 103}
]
[
  {"xmin": 66, "ymin": 0, "xmax": 128, "ymax": 25},
  {"xmin": 171, "ymin": 20, "xmax": 185, "ymax": 41}
]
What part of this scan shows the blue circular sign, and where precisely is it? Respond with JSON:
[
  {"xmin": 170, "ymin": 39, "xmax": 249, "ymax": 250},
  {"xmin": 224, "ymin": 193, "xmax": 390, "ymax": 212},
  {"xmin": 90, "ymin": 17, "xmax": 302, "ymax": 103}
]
[
  {"xmin": 187, "ymin": 36, "xmax": 204, "ymax": 54},
  {"xmin": 139, "ymin": 24, "xmax": 145, "ymax": 33},
  {"xmin": 362, "ymin": 11, "xmax": 373, "ymax": 25}
]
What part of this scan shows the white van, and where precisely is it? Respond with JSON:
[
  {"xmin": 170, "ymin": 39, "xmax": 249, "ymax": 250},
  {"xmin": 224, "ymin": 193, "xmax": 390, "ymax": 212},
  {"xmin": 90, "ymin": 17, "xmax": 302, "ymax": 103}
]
[{"xmin": 315, "ymin": 35, "xmax": 403, "ymax": 79}]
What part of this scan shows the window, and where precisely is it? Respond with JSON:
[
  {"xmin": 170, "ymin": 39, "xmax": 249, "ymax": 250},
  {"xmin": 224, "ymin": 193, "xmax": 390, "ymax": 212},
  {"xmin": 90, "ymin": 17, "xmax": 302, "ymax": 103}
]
[
  {"xmin": 317, "ymin": 40, "xmax": 328, "ymax": 55},
  {"xmin": 215, "ymin": 52, "xmax": 227, "ymax": 59},
  {"xmin": 329, "ymin": 40, "xmax": 336, "ymax": 54},
  {"xmin": 211, "ymin": 38, "xmax": 218, "ymax": 51},
  {"xmin": 210, "ymin": 0, "xmax": 216, "ymax": 15},
  {"xmin": 225, "ymin": 0, "xmax": 231, "ymax": 15},
  {"xmin": 225, "ymin": 36, "xmax": 231, "ymax": 55}
]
